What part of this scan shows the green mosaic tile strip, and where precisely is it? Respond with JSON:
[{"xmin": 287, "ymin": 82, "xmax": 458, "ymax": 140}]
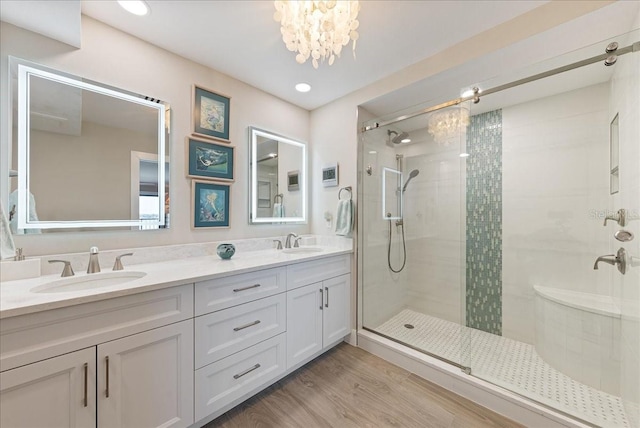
[{"xmin": 466, "ymin": 109, "xmax": 502, "ymax": 335}]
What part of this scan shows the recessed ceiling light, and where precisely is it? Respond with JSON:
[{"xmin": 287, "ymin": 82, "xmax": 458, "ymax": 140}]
[
  {"xmin": 295, "ymin": 83, "xmax": 311, "ymax": 93},
  {"xmin": 459, "ymin": 153, "xmax": 470, "ymax": 158},
  {"xmin": 400, "ymin": 138, "xmax": 411, "ymax": 144},
  {"xmin": 117, "ymin": 0, "xmax": 150, "ymax": 16}
]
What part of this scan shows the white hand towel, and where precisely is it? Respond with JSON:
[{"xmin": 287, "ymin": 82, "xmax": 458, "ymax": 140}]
[
  {"xmin": 335, "ymin": 199, "xmax": 353, "ymax": 237},
  {"xmin": 0, "ymin": 202, "xmax": 16, "ymax": 260},
  {"xmin": 8, "ymin": 190, "xmax": 41, "ymax": 234},
  {"xmin": 272, "ymin": 203, "xmax": 284, "ymax": 218}
]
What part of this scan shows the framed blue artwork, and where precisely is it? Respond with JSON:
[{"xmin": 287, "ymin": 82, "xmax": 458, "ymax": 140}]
[
  {"xmin": 192, "ymin": 85, "xmax": 230, "ymax": 142},
  {"xmin": 192, "ymin": 180, "xmax": 230, "ymax": 228},
  {"xmin": 187, "ymin": 137, "xmax": 234, "ymax": 181}
]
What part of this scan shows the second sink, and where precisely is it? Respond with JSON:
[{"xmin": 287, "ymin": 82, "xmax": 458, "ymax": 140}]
[{"xmin": 31, "ymin": 271, "xmax": 147, "ymax": 294}]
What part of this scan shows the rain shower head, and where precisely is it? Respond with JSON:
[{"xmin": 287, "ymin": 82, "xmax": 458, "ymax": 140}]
[
  {"xmin": 388, "ymin": 130, "xmax": 410, "ymax": 145},
  {"xmin": 402, "ymin": 169, "xmax": 420, "ymax": 192}
]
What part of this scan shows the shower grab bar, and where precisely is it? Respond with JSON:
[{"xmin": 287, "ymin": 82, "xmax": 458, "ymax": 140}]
[{"xmin": 338, "ymin": 186, "xmax": 352, "ymax": 201}]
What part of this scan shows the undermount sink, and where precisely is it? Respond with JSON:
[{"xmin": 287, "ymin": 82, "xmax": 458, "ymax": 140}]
[
  {"xmin": 31, "ymin": 271, "xmax": 147, "ymax": 294},
  {"xmin": 282, "ymin": 247, "xmax": 324, "ymax": 254}
]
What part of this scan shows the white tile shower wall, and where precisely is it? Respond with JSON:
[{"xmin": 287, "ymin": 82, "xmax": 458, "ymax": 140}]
[
  {"xmin": 360, "ymin": 138, "xmax": 409, "ymax": 328},
  {"xmin": 401, "ymin": 144, "xmax": 463, "ymax": 324},
  {"xmin": 534, "ymin": 295, "xmax": 621, "ymax": 395},
  {"xmin": 609, "ymin": 23, "xmax": 640, "ymax": 428},
  {"xmin": 501, "ymin": 83, "xmax": 611, "ymax": 345}
]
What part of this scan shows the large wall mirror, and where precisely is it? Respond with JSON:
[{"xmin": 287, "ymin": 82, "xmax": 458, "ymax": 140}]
[
  {"xmin": 4, "ymin": 57, "xmax": 170, "ymax": 233},
  {"xmin": 249, "ymin": 127, "xmax": 306, "ymax": 224}
]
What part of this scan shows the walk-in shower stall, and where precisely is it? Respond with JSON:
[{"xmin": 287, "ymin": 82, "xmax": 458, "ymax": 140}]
[{"xmin": 358, "ymin": 30, "xmax": 639, "ymax": 428}]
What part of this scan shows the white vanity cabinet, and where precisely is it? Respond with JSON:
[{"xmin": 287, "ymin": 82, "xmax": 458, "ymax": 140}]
[
  {"xmin": 97, "ymin": 319, "xmax": 193, "ymax": 428},
  {"xmin": 193, "ymin": 267, "xmax": 288, "ymax": 422},
  {"xmin": 0, "ymin": 347, "xmax": 96, "ymax": 428},
  {"xmin": 286, "ymin": 256, "xmax": 351, "ymax": 369},
  {"xmin": 0, "ymin": 284, "xmax": 194, "ymax": 428},
  {"xmin": 0, "ymin": 250, "xmax": 353, "ymax": 427}
]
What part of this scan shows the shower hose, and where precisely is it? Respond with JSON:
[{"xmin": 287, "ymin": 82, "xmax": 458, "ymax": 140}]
[{"xmin": 387, "ymin": 219, "xmax": 407, "ymax": 273}]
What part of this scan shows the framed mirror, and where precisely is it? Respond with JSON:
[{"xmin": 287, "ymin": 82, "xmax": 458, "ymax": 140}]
[
  {"xmin": 249, "ymin": 127, "xmax": 306, "ymax": 224},
  {"xmin": 5, "ymin": 57, "xmax": 170, "ymax": 233}
]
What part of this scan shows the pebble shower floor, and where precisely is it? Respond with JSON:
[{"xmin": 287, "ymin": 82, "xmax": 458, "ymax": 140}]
[{"xmin": 375, "ymin": 309, "xmax": 630, "ymax": 428}]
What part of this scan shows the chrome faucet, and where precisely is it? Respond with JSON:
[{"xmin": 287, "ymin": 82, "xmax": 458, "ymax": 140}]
[
  {"xmin": 285, "ymin": 233, "xmax": 298, "ymax": 249},
  {"xmin": 593, "ymin": 247, "xmax": 626, "ymax": 274},
  {"xmin": 49, "ymin": 260, "xmax": 74, "ymax": 277},
  {"xmin": 87, "ymin": 246, "xmax": 101, "ymax": 274}
]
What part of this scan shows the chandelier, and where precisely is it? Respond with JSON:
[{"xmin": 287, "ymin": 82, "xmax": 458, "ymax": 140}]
[
  {"xmin": 427, "ymin": 107, "xmax": 470, "ymax": 145},
  {"xmin": 273, "ymin": 1, "xmax": 360, "ymax": 69}
]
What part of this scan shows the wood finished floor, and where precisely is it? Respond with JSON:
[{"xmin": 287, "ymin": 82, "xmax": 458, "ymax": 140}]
[{"xmin": 204, "ymin": 343, "xmax": 523, "ymax": 428}]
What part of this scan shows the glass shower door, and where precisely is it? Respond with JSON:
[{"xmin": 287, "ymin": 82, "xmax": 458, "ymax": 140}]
[
  {"xmin": 462, "ymin": 32, "xmax": 640, "ymax": 428},
  {"xmin": 359, "ymin": 105, "xmax": 468, "ymax": 368}
]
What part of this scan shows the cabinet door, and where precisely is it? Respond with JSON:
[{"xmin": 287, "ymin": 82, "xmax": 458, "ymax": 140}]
[
  {"xmin": 0, "ymin": 347, "xmax": 96, "ymax": 428},
  {"xmin": 286, "ymin": 282, "xmax": 323, "ymax": 369},
  {"xmin": 322, "ymin": 274, "xmax": 351, "ymax": 347},
  {"xmin": 97, "ymin": 320, "xmax": 194, "ymax": 428}
]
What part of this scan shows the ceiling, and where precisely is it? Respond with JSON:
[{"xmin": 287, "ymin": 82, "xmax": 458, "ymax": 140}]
[
  {"xmin": 3, "ymin": 1, "xmax": 637, "ymax": 115},
  {"xmin": 77, "ymin": 1, "xmax": 548, "ymax": 111}
]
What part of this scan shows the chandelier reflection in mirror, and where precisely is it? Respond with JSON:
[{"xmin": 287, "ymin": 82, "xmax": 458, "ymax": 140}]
[
  {"xmin": 427, "ymin": 107, "xmax": 470, "ymax": 145},
  {"xmin": 274, "ymin": 0, "xmax": 360, "ymax": 69}
]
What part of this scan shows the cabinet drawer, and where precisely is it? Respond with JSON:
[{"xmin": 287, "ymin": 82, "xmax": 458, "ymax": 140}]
[
  {"xmin": 195, "ymin": 267, "xmax": 286, "ymax": 316},
  {"xmin": 195, "ymin": 293, "xmax": 286, "ymax": 368},
  {"xmin": 0, "ymin": 284, "xmax": 193, "ymax": 372},
  {"xmin": 195, "ymin": 333, "xmax": 286, "ymax": 421},
  {"xmin": 286, "ymin": 254, "xmax": 351, "ymax": 290}
]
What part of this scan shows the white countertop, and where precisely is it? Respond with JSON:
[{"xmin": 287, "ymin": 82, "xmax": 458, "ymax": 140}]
[{"xmin": 0, "ymin": 247, "xmax": 352, "ymax": 319}]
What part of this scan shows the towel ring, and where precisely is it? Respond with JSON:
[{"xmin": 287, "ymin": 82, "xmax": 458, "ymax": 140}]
[
  {"xmin": 338, "ymin": 186, "xmax": 352, "ymax": 201},
  {"xmin": 274, "ymin": 193, "xmax": 283, "ymax": 204}
]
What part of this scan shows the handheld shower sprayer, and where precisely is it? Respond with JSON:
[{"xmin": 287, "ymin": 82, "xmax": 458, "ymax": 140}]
[{"xmin": 402, "ymin": 169, "xmax": 420, "ymax": 192}]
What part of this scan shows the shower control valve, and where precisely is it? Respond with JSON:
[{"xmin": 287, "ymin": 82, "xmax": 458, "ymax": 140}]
[
  {"xmin": 593, "ymin": 247, "xmax": 627, "ymax": 275},
  {"xmin": 604, "ymin": 209, "xmax": 627, "ymax": 227}
]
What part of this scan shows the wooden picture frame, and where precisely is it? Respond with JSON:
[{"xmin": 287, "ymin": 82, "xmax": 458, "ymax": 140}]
[
  {"xmin": 186, "ymin": 137, "xmax": 234, "ymax": 181},
  {"xmin": 192, "ymin": 180, "xmax": 230, "ymax": 228},
  {"xmin": 192, "ymin": 85, "xmax": 230, "ymax": 142}
]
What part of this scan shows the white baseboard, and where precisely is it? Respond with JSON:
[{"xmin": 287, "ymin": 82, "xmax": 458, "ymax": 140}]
[
  {"xmin": 343, "ymin": 328, "xmax": 357, "ymax": 346},
  {"xmin": 357, "ymin": 330, "xmax": 591, "ymax": 428}
]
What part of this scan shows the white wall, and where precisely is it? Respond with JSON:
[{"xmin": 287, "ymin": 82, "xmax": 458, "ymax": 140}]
[
  {"xmin": 402, "ymin": 137, "xmax": 463, "ymax": 324},
  {"xmin": 27, "ymin": 121, "xmax": 157, "ymax": 222},
  {"xmin": 0, "ymin": 16, "xmax": 310, "ymax": 256},
  {"xmin": 501, "ymin": 83, "xmax": 611, "ymax": 344}
]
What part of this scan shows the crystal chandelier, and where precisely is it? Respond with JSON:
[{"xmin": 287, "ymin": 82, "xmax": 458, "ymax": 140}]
[
  {"xmin": 273, "ymin": 1, "xmax": 360, "ymax": 69},
  {"xmin": 427, "ymin": 107, "xmax": 470, "ymax": 145}
]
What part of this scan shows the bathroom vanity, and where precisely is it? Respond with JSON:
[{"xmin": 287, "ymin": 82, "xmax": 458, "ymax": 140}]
[{"xmin": 0, "ymin": 246, "xmax": 352, "ymax": 428}]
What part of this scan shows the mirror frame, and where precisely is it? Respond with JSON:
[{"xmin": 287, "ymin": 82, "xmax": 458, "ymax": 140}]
[
  {"xmin": 249, "ymin": 126, "xmax": 307, "ymax": 224},
  {"xmin": 9, "ymin": 57, "xmax": 170, "ymax": 230}
]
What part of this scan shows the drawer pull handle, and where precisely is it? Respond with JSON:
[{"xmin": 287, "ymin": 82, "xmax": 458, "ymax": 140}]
[
  {"xmin": 105, "ymin": 356, "xmax": 110, "ymax": 398},
  {"xmin": 233, "ymin": 284, "xmax": 261, "ymax": 292},
  {"xmin": 83, "ymin": 363, "xmax": 88, "ymax": 407},
  {"xmin": 319, "ymin": 289, "xmax": 323, "ymax": 310},
  {"xmin": 233, "ymin": 320, "xmax": 261, "ymax": 331},
  {"xmin": 233, "ymin": 363, "xmax": 261, "ymax": 379},
  {"xmin": 325, "ymin": 286, "xmax": 329, "ymax": 308}
]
